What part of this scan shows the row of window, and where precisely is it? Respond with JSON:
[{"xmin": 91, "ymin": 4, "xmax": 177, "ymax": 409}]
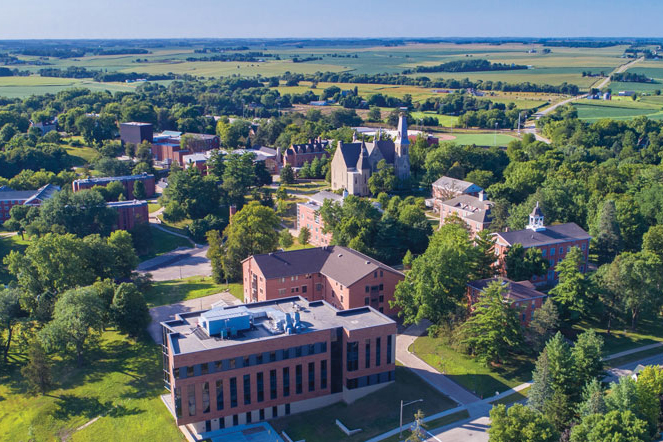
[
  {"xmin": 346, "ymin": 370, "xmax": 395, "ymax": 390},
  {"xmin": 201, "ymin": 403, "xmax": 292, "ymax": 432},
  {"xmin": 346, "ymin": 336, "xmax": 392, "ymax": 372},
  {"xmin": 173, "ymin": 342, "xmax": 328, "ymax": 380},
  {"xmin": 540, "ymin": 243, "xmax": 586, "ymax": 257},
  {"xmin": 174, "ymin": 361, "xmax": 328, "ymax": 418}
]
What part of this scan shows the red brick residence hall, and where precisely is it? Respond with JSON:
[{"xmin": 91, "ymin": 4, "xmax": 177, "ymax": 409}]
[{"xmin": 467, "ymin": 277, "xmax": 548, "ymax": 326}]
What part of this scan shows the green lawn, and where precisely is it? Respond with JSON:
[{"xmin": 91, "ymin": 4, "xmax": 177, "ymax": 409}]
[
  {"xmin": 64, "ymin": 144, "xmax": 98, "ymax": 166},
  {"xmin": 270, "ymin": 366, "xmax": 456, "ymax": 442},
  {"xmin": 139, "ymin": 227, "xmax": 192, "ymax": 262},
  {"xmin": 280, "ymin": 180, "xmax": 330, "ymax": 195},
  {"xmin": 573, "ymin": 316, "xmax": 663, "ymax": 356},
  {"xmin": 380, "ymin": 409, "xmax": 470, "ymax": 442},
  {"xmin": 411, "ymin": 335, "xmax": 533, "ymax": 399},
  {"xmin": 0, "ymin": 233, "xmax": 30, "ymax": 284},
  {"xmin": 410, "ymin": 111, "xmax": 459, "ymax": 127},
  {"xmin": 605, "ymin": 347, "xmax": 663, "ymax": 369},
  {"xmin": 144, "ymin": 276, "xmax": 242, "ymax": 307},
  {"xmin": 0, "ymin": 331, "xmax": 183, "ymax": 442},
  {"xmin": 445, "ymin": 132, "xmax": 519, "ymax": 147},
  {"xmin": 148, "ymin": 203, "xmax": 161, "ymax": 213},
  {"xmin": 489, "ymin": 386, "xmax": 531, "ymax": 406}
]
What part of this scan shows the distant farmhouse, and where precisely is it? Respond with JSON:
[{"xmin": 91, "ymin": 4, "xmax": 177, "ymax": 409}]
[
  {"xmin": 29, "ymin": 117, "xmax": 58, "ymax": 136},
  {"xmin": 331, "ymin": 114, "xmax": 410, "ymax": 196},
  {"xmin": 0, "ymin": 184, "xmax": 60, "ymax": 222}
]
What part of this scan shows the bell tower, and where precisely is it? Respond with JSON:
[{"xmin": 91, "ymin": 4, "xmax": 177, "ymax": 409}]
[
  {"xmin": 527, "ymin": 202, "xmax": 546, "ymax": 232},
  {"xmin": 394, "ymin": 113, "xmax": 411, "ymax": 180}
]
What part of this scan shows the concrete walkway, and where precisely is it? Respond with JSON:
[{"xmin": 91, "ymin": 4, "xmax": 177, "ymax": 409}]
[
  {"xmin": 603, "ymin": 341, "xmax": 663, "ymax": 362},
  {"xmin": 396, "ymin": 321, "xmax": 482, "ymax": 406}
]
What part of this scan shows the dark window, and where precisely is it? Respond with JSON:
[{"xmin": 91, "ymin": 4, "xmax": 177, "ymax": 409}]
[
  {"xmin": 188, "ymin": 384, "xmax": 196, "ymax": 416},
  {"xmin": 308, "ymin": 362, "xmax": 315, "ymax": 392},
  {"xmin": 321, "ymin": 360, "xmax": 328, "ymax": 389},
  {"xmin": 379, "ymin": 295, "xmax": 384, "ymax": 303},
  {"xmin": 187, "ymin": 366, "xmax": 194, "ymax": 378},
  {"xmin": 365, "ymin": 339, "xmax": 371, "ymax": 369},
  {"xmin": 347, "ymin": 342, "xmax": 359, "ymax": 371},
  {"xmin": 233, "ymin": 414, "xmax": 238, "ymax": 426},
  {"xmin": 216, "ymin": 380, "xmax": 224, "ymax": 411},
  {"xmin": 219, "ymin": 417, "xmax": 225, "ymax": 429},
  {"xmin": 246, "ymin": 412, "xmax": 252, "ymax": 424},
  {"xmin": 270, "ymin": 369, "xmax": 277, "ymax": 400},
  {"xmin": 283, "ymin": 367, "xmax": 290, "ymax": 397},
  {"xmin": 202, "ymin": 382, "xmax": 210, "ymax": 413},
  {"xmin": 259, "ymin": 408, "xmax": 265, "ymax": 421},
  {"xmin": 296, "ymin": 364, "xmax": 303, "ymax": 394},
  {"xmin": 379, "ymin": 283, "xmax": 384, "ymax": 291},
  {"xmin": 272, "ymin": 406, "xmax": 278, "ymax": 418},
  {"xmin": 308, "ymin": 344, "xmax": 315, "ymax": 355},
  {"xmin": 364, "ymin": 297, "xmax": 369, "ymax": 305},
  {"xmin": 365, "ymin": 286, "xmax": 369, "ymax": 293},
  {"xmin": 174, "ymin": 367, "xmax": 181, "ymax": 379},
  {"xmin": 283, "ymin": 348, "xmax": 290, "ymax": 360},
  {"xmin": 379, "ymin": 307, "xmax": 383, "ymax": 313},
  {"xmin": 243, "ymin": 356, "xmax": 250, "ymax": 367},
  {"xmin": 257, "ymin": 372, "xmax": 264, "ymax": 402},
  {"xmin": 205, "ymin": 420, "xmax": 211, "ymax": 432},
  {"xmin": 229, "ymin": 359, "xmax": 236, "ymax": 369},
  {"xmin": 243, "ymin": 374, "xmax": 251, "ymax": 405},
  {"xmin": 296, "ymin": 346, "xmax": 302, "ymax": 357},
  {"xmin": 215, "ymin": 361, "xmax": 223, "ymax": 371},
  {"xmin": 347, "ymin": 378, "xmax": 358, "ymax": 389},
  {"xmin": 302, "ymin": 286, "xmax": 307, "ymax": 293},
  {"xmin": 380, "ymin": 270, "xmax": 383, "ymax": 277},
  {"xmin": 257, "ymin": 353, "xmax": 263, "ymax": 365},
  {"xmin": 374, "ymin": 271, "xmax": 377, "ymax": 278},
  {"xmin": 376, "ymin": 337, "xmax": 381, "ymax": 366},
  {"xmin": 270, "ymin": 351, "xmax": 276, "ymax": 362},
  {"xmin": 387, "ymin": 335, "xmax": 392, "ymax": 364},
  {"xmin": 175, "ymin": 387, "xmax": 182, "ymax": 418},
  {"xmin": 321, "ymin": 342, "xmax": 327, "ymax": 353},
  {"xmin": 230, "ymin": 377, "xmax": 238, "ymax": 408},
  {"xmin": 285, "ymin": 403, "xmax": 291, "ymax": 415},
  {"xmin": 201, "ymin": 363, "xmax": 209, "ymax": 375}
]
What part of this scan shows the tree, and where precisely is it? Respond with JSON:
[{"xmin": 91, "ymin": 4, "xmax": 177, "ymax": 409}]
[
  {"xmin": 470, "ymin": 229, "xmax": 497, "ymax": 280},
  {"xmin": 457, "ymin": 280, "xmax": 523, "ymax": 364},
  {"xmin": 550, "ymin": 247, "xmax": 591, "ymax": 320},
  {"xmin": 36, "ymin": 188, "xmax": 117, "ymax": 237},
  {"xmin": 21, "ymin": 341, "xmax": 53, "ymax": 395},
  {"xmin": 133, "ymin": 180, "xmax": 146, "ymax": 200},
  {"xmin": 528, "ymin": 298, "xmax": 559, "ymax": 350},
  {"xmin": 505, "ymin": 244, "xmax": 549, "ymax": 281},
  {"xmin": 279, "ymin": 230, "xmax": 294, "ymax": 249},
  {"xmin": 298, "ymin": 226, "xmax": 311, "ymax": 246},
  {"xmin": 367, "ymin": 107, "xmax": 382, "ymax": 123},
  {"xmin": 163, "ymin": 168, "xmax": 222, "ymax": 220},
  {"xmin": 110, "ymin": 283, "xmax": 150, "ymax": 338},
  {"xmin": 642, "ymin": 225, "xmax": 663, "ymax": 260},
  {"xmin": 488, "ymin": 404, "xmax": 558, "ymax": 442},
  {"xmin": 634, "ymin": 365, "xmax": 663, "ymax": 434},
  {"xmin": 528, "ymin": 349, "xmax": 554, "ymax": 413},
  {"xmin": 207, "ymin": 230, "xmax": 225, "ymax": 284},
  {"xmin": 391, "ymin": 222, "xmax": 473, "ymax": 326},
  {"xmin": 0, "ymin": 288, "xmax": 23, "ymax": 362},
  {"xmin": 368, "ymin": 159, "xmax": 396, "ymax": 196},
  {"xmin": 406, "ymin": 410, "xmax": 426, "ymax": 442},
  {"xmin": 570, "ymin": 410, "xmax": 648, "ymax": 442},
  {"xmin": 280, "ymin": 164, "xmax": 295, "ymax": 185},
  {"xmin": 40, "ymin": 286, "xmax": 105, "ymax": 366},
  {"xmin": 217, "ymin": 202, "xmax": 280, "ymax": 281},
  {"xmin": 402, "ymin": 250, "xmax": 414, "ymax": 269},
  {"xmin": 592, "ymin": 200, "xmax": 622, "ymax": 264},
  {"xmin": 572, "ymin": 329, "xmax": 604, "ymax": 392},
  {"xmin": 577, "ymin": 378, "xmax": 606, "ymax": 417},
  {"xmin": 107, "ymin": 230, "xmax": 139, "ymax": 280}
]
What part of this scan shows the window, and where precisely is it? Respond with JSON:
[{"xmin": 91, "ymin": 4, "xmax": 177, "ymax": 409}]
[
  {"xmin": 214, "ymin": 361, "xmax": 223, "ymax": 371},
  {"xmin": 373, "ymin": 271, "xmax": 377, "ymax": 278},
  {"xmin": 580, "ymin": 265, "xmax": 585, "ymax": 273},
  {"xmin": 347, "ymin": 342, "xmax": 359, "ymax": 371},
  {"xmin": 379, "ymin": 295, "xmax": 384, "ymax": 303},
  {"xmin": 581, "ymin": 243, "xmax": 586, "ymax": 250},
  {"xmin": 174, "ymin": 367, "xmax": 181, "ymax": 379},
  {"xmin": 364, "ymin": 297, "xmax": 369, "ymax": 306},
  {"xmin": 201, "ymin": 363, "xmax": 209, "ymax": 375},
  {"xmin": 340, "ymin": 295, "xmax": 344, "ymax": 303},
  {"xmin": 202, "ymin": 382, "xmax": 210, "ymax": 414},
  {"xmin": 188, "ymin": 384, "xmax": 196, "ymax": 416},
  {"xmin": 272, "ymin": 406, "xmax": 278, "ymax": 418},
  {"xmin": 308, "ymin": 344, "xmax": 315, "ymax": 355},
  {"xmin": 296, "ymin": 346, "xmax": 302, "ymax": 357},
  {"xmin": 321, "ymin": 360, "xmax": 328, "ymax": 389},
  {"xmin": 559, "ymin": 247, "xmax": 564, "ymax": 254},
  {"xmin": 246, "ymin": 412, "xmax": 252, "ymax": 424},
  {"xmin": 387, "ymin": 335, "xmax": 392, "ymax": 364},
  {"xmin": 285, "ymin": 403, "xmax": 291, "ymax": 415},
  {"xmin": 296, "ymin": 364, "xmax": 303, "ymax": 394},
  {"xmin": 229, "ymin": 359, "xmax": 236, "ymax": 369},
  {"xmin": 316, "ymin": 283, "xmax": 323, "ymax": 291},
  {"xmin": 379, "ymin": 307, "xmax": 383, "ymax": 313},
  {"xmin": 541, "ymin": 249, "xmax": 547, "ymax": 257},
  {"xmin": 302, "ymin": 286, "xmax": 307, "ymax": 293},
  {"xmin": 243, "ymin": 356, "xmax": 250, "ymax": 367},
  {"xmin": 380, "ymin": 270, "xmax": 383, "ymax": 277},
  {"xmin": 522, "ymin": 313, "xmax": 526, "ymax": 321},
  {"xmin": 278, "ymin": 288, "xmax": 286, "ymax": 296},
  {"xmin": 205, "ymin": 420, "xmax": 211, "ymax": 432},
  {"xmin": 175, "ymin": 387, "xmax": 182, "ymax": 418},
  {"xmin": 257, "ymin": 372, "xmax": 264, "ymax": 402},
  {"xmin": 244, "ymin": 374, "xmax": 251, "ymax": 405},
  {"xmin": 376, "ymin": 337, "xmax": 381, "ymax": 366},
  {"xmin": 259, "ymin": 408, "xmax": 265, "ymax": 421},
  {"xmin": 283, "ymin": 367, "xmax": 290, "ymax": 397},
  {"xmin": 270, "ymin": 351, "xmax": 276, "ymax": 362},
  {"xmin": 283, "ymin": 348, "xmax": 290, "ymax": 360},
  {"xmin": 550, "ymin": 248, "xmax": 555, "ymax": 255},
  {"xmin": 233, "ymin": 414, "xmax": 239, "ymax": 426},
  {"xmin": 216, "ymin": 380, "xmax": 224, "ymax": 411},
  {"xmin": 256, "ymin": 353, "xmax": 263, "ymax": 365},
  {"xmin": 365, "ymin": 286, "xmax": 369, "ymax": 293},
  {"xmin": 187, "ymin": 366, "xmax": 194, "ymax": 378},
  {"xmin": 230, "ymin": 377, "xmax": 238, "ymax": 408},
  {"xmin": 270, "ymin": 369, "xmax": 277, "ymax": 400},
  {"xmin": 308, "ymin": 362, "xmax": 315, "ymax": 392},
  {"xmin": 379, "ymin": 283, "xmax": 383, "ymax": 291}
]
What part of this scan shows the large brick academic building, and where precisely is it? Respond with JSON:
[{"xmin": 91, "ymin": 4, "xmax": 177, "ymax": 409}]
[
  {"xmin": 160, "ymin": 297, "xmax": 396, "ymax": 439},
  {"xmin": 72, "ymin": 173, "xmax": 156, "ymax": 199},
  {"xmin": 242, "ymin": 246, "xmax": 404, "ymax": 316}
]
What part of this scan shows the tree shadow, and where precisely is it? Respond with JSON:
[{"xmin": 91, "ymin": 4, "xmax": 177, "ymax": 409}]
[{"xmin": 53, "ymin": 394, "xmax": 113, "ymax": 420}]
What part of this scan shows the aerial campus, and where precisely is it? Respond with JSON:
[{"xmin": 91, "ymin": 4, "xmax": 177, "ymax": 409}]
[{"xmin": 3, "ymin": 3, "xmax": 663, "ymax": 442}]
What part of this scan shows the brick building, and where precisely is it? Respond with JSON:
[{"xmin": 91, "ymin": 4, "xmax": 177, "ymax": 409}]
[
  {"xmin": 493, "ymin": 203, "xmax": 591, "ymax": 286},
  {"xmin": 283, "ymin": 138, "xmax": 330, "ymax": 168},
  {"xmin": 467, "ymin": 277, "xmax": 547, "ymax": 326},
  {"xmin": 0, "ymin": 184, "xmax": 60, "ymax": 222},
  {"xmin": 119, "ymin": 122, "xmax": 153, "ymax": 145},
  {"xmin": 107, "ymin": 200, "xmax": 149, "ymax": 231},
  {"xmin": 160, "ymin": 296, "xmax": 396, "ymax": 439},
  {"xmin": 242, "ymin": 246, "xmax": 404, "ymax": 316},
  {"xmin": 152, "ymin": 131, "xmax": 221, "ymax": 165},
  {"xmin": 430, "ymin": 176, "xmax": 483, "ymax": 213},
  {"xmin": 439, "ymin": 193, "xmax": 493, "ymax": 237},
  {"xmin": 72, "ymin": 173, "xmax": 156, "ymax": 199},
  {"xmin": 296, "ymin": 191, "xmax": 344, "ymax": 247}
]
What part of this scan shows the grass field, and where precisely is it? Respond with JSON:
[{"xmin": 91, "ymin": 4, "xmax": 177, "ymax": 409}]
[
  {"xmin": 64, "ymin": 144, "xmax": 99, "ymax": 166},
  {"xmin": 572, "ymin": 97, "xmax": 663, "ymax": 121},
  {"xmin": 573, "ymin": 316, "xmax": 663, "ymax": 356},
  {"xmin": 445, "ymin": 132, "xmax": 519, "ymax": 146},
  {"xmin": 144, "ymin": 276, "xmax": 242, "ymax": 307},
  {"xmin": 0, "ymin": 331, "xmax": 184, "ymax": 442},
  {"xmin": 138, "ymin": 226, "xmax": 192, "ymax": 262},
  {"xmin": 0, "ymin": 75, "xmax": 144, "ymax": 98},
  {"xmin": 270, "ymin": 366, "xmax": 456, "ymax": 442},
  {"xmin": 0, "ymin": 233, "xmax": 29, "ymax": 284},
  {"xmin": 411, "ymin": 335, "xmax": 533, "ymax": 399}
]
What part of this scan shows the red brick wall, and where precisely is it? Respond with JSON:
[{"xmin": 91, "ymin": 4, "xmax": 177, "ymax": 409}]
[
  {"xmin": 112, "ymin": 204, "xmax": 149, "ymax": 231},
  {"xmin": 467, "ymin": 286, "xmax": 545, "ymax": 326},
  {"xmin": 297, "ymin": 204, "xmax": 332, "ymax": 247}
]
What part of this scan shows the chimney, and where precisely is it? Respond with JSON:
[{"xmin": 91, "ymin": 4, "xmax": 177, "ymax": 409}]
[
  {"xmin": 229, "ymin": 205, "xmax": 237, "ymax": 222},
  {"xmin": 478, "ymin": 190, "xmax": 486, "ymax": 201}
]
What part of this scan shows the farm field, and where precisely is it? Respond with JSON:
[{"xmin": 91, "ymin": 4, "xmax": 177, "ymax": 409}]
[
  {"xmin": 609, "ymin": 61, "xmax": 663, "ymax": 93},
  {"xmin": 0, "ymin": 76, "xmax": 146, "ymax": 98},
  {"xmin": 444, "ymin": 132, "xmax": 519, "ymax": 146},
  {"xmin": 572, "ymin": 97, "xmax": 663, "ymax": 121}
]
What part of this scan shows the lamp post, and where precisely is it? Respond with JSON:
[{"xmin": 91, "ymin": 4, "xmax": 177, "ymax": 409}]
[
  {"xmin": 400, "ymin": 398, "xmax": 424, "ymax": 438},
  {"xmin": 494, "ymin": 122, "xmax": 499, "ymax": 146}
]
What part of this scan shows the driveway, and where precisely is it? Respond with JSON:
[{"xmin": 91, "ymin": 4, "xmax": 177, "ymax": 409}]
[
  {"xmin": 138, "ymin": 245, "xmax": 211, "ymax": 281},
  {"xmin": 147, "ymin": 292, "xmax": 242, "ymax": 343}
]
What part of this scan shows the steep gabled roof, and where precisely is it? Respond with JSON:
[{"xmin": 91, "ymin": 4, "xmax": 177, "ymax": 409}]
[
  {"xmin": 337, "ymin": 142, "xmax": 363, "ymax": 170},
  {"xmin": 468, "ymin": 277, "xmax": 547, "ymax": 303},
  {"xmin": 493, "ymin": 223, "xmax": 591, "ymax": 248}
]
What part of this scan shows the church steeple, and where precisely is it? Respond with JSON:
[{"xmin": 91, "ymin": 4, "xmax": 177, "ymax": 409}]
[
  {"xmin": 527, "ymin": 202, "xmax": 545, "ymax": 231},
  {"xmin": 395, "ymin": 113, "xmax": 409, "ymax": 148}
]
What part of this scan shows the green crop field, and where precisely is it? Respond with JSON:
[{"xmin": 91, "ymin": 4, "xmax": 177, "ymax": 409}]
[
  {"xmin": 572, "ymin": 97, "xmax": 663, "ymax": 121},
  {"xmin": 0, "ymin": 76, "xmax": 147, "ymax": 98},
  {"xmin": 445, "ymin": 132, "xmax": 519, "ymax": 146}
]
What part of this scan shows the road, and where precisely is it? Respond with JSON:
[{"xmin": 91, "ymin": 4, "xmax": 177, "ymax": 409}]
[{"xmin": 138, "ymin": 244, "xmax": 211, "ymax": 281}]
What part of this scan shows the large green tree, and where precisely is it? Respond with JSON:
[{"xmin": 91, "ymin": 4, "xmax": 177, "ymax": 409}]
[
  {"xmin": 528, "ymin": 297, "xmax": 559, "ymax": 351},
  {"xmin": 591, "ymin": 199, "xmax": 622, "ymax": 264},
  {"xmin": 550, "ymin": 247, "xmax": 592, "ymax": 320},
  {"xmin": 111, "ymin": 283, "xmax": 150, "ymax": 338},
  {"xmin": 570, "ymin": 410, "xmax": 648, "ymax": 442},
  {"xmin": 505, "ymin": 244, "xmax": 549, "ymax": 282},
  {"xmin": 368, "ymin": 159, "xmax": 396, "ymax": 196},
  {"xmin": 488, "ymin": 404, "xmax": 558, "ymax": 442},
  {"xmin": 0, "ymin": 288, "xmax": 23, "ymax": 362}
]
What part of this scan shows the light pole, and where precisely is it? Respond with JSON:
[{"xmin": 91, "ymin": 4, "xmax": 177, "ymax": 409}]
[
  {"xmin": 494, "ymin": 122, "xmax": 499, "ymax": 146},
  {"xmin": 400, "ymin": 398, "xmax": 424, "ymax": 438}
]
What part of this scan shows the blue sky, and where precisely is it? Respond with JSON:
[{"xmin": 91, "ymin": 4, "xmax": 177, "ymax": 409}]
[{"xmin": 0, "ymin": 0, "xmax": 661, "ymax": 39}]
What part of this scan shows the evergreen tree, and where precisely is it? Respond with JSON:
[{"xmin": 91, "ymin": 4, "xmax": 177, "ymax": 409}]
[
  {"xmin": 528, "ymin": 297, "xmax": 559, "ymax": 350},
  {"xmin": 280, "ymin": 164, "xmax": 295, "ymax": 184},
  {"xmin": 457, "ymin": 280, "xmax": 523, "ymax": 364},
  {"xmin": 571, "ymin": 329, "xmax": 604, "ymax": 395},
  {"xmin": 592, "ymin": 200, "xmax": 622, "ymax": 264},
  {"xmin": 406, "ymin": 410, "xmax": 426, "ymax": 442},
  {"xmin": 206, "ymin": 230, "xmax": 224, "ymax": 283},
  {"xmin": 470, "ymin": 229, "xmax": 497, "ymax": 280},
  {"xmin": 21, "ymin": 341, "xmax": 53, "ymax": 395},
  {"xmin": 529, "ymin": 349, "xmax": 554, "ymax": 413},
  {"xmin": 310, "ymin": 156, "xmax": 322, "ymax": 178},
  {"xmin": 133, "ymin": 180, "xmax": 146, "ymax": 200},
  {"xmin": 577, "ymin": 378, "xmax": 606, "ymax": 417},
  {"xmin": 298, "ymin": 226, "xmax": 311, "ymax": 246},
  {"xmin": 489, "ymin": 404, "xmax": 558, "ymax": 442},
  {"xmin": 279, "ymin": 230, "xmax": 294, "ymax": 249},
  {"xmin": 299, "ymin": 161, "xmax": 311, "ymax": 178},
  {"xmin": 402, "ymin": 250, "xmax": 414, "ymax": 269},
  {"xmin": 550, "ymin": 247, "xmax": 591, "ymax": 320}
]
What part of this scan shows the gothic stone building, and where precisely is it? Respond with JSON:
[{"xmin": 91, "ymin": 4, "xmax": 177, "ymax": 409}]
[{"xmin": 331, "ymin": 115, "xmax": 411, "ymax": 196}]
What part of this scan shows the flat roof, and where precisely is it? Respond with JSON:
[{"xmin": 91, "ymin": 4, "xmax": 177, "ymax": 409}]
[
  {"xmin": 162, "ymin": 296, "xmax": 394, "ymax": 355},
  {"xmin": 107, "ymin": 200, "xmax": 147, "ymax": 208},
  {"xmin": 121, "ymin": 122, "xmax": 152, "ymax": 126},
  {"xmin": 73, "ymin": 173, "xmax": 154, "ymax": 185}
]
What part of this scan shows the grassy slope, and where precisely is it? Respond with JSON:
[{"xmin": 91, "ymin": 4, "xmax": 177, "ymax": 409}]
[
  {"xmin": 270, "ymin": 366, "xmax": 456, "ymax": 442},
  {"xmin": 144, "ymin": 276, "xmax": 242, "ymax": 308},
  {"xmin": 0, "ymin": 233, "xmax": 30, "ymax": 284},
  {"xmin": 0, "ymin": 331, "xmax": 183, "ymax": 442},
  {"xmin": 138, "ymin": 226, "xmax": 192, "ymax": 262}
]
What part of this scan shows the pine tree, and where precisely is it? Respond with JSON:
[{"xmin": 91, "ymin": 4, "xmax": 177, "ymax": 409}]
[
  {"xmin": 406, "ymin": 410, "xmax": 426, "ymax": 442},
  {"xmin": 21, "ymin": 341, "xmax": 53, "ymax": 395},
  {"xmin": 298, "ymin": 226, "xmax": 311, "ymax": 246},
  {"xmin": 593, "ymin": 200, "xmax": 621, "ymax": 264},
  {"xmin": 571, "ymin": 329, "xmax": 604, "ymax": 395},
  {"xmin": 529, "ymin": 348, "xmax": 554, "ymax": 412},
  {"xmin": 470, "ymin": 229, "xmax": 497, "ymax": 280},
  {"xmin": 577, "ymin": 378, "xmax": 606, "ymax": 417},
  {"xmin": 528, "ymin": 297, "xmax": 559, "ymax": 350},
  {"xmin": 402, "ymin": 250, "xmax": 414, "ymax": 269},
  {"xmin": 279, "ymin": 230, "xmax": 294, "ymax": 249},
  {"xmin": 299, "ymin": 161, "xmax": 311, "ymax": 179},
  {"xmin": 310, "ymin": 156, "xmax": 322, "ymax": 178},
  {"xmin": 550, "ymin": 247, "xmax": 591, "ymax": 320}
]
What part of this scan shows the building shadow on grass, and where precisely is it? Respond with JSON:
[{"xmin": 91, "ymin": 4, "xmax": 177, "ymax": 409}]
[{"xmin": 53, "ymin": 394, "xmax": 143, "ymax": 421}]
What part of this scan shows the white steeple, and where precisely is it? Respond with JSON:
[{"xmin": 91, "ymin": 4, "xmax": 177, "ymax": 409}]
[{"xmin": 526, "ymin": 202, "xmax": 546, "ymax": 231}]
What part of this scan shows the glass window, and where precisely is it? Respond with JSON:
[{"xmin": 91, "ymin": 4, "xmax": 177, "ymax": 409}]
[
  {"xmin": 256, "ymin": 353, "xmax": 263, "ymax": 365},
  {"xmin": 321, "ymin": 360, "xmax": 328, "ymax": 389},
  {"xmin": 202, "ymin": 382, "xmax": 210, "ymax": 414},
  {"xmin": 302, "ymin": 286, "xmax": 307, "ymax": 293},
  {"xmin": 174, "ymin": 367, "xmax": 181, "ymax": 379},
  {"xmin": 283, "ymin": 367, "xmax": 290, "ymax": 397},
  {"xmin": 246, "ymin": 412, "xmax": 252, "ymax": 424},
  {"xmin": 259, "ymin": 408, "xmax": 265, "ymax": 421},
  {"xmin": 257, "ymin": 372, "xmax": 264, "ymax": 402},
  {"xmin": 308, "ymin": 362, "xmax": 315, "ymax": 392},
  {"xmin": 272, "ymin": 406, "xmax": 278, "ymax": 418},
  {"xmin": 376, "ymin": 337, "xmax": 381, "ymax": 366},
  {"xmin": 581, "ymin": 243, "xmax": 586, "ymax": 250},
  {"xmin": 559, "ymin": 247, "xmax": 564, "ymax": 254},
  {"xmin": 296, "ymin": 364, "xmax": 303, "ymax": 394},
  {"xmin": 188, "ymin": 384, "xmax": 196, "ymax": 416},
  {"xmin": 270, "ymin": 369, "xmax": 277, "ymax": 400},
  {"xmin": 387, "ymin": 335, "xmax": 393, "ymax": 364},
  {"xmin": 175, "ymin": 387, "xmax": 182, "ymax": 418},
  {"xmin": 230, "ymin": 377, "xmax": 238, "ymax": 408},
  {"xmin": 365, "ymin": 286, "xmax": 369, "ymax": 293},
  {"xmin": 270, "ymin": 351, "xmax": 276, "ymax": 362},
  {"xmin": 296, "ymin": 346, "xmax": 302, "ymax": 357},
  {"xmin": 550, "ymin": 248, "xmax": 555, "ymax": 255},
  {"xmin": 541, "ymin": 249, "xmax": 547, "ymax": 257},
  {"xmin": 379, "ymin": 295, "xmax": 384, "ymax": 303},
  {"xmin": 379, "ymin": 283, "xmax": 384, "ymax": 291},
  {"xmin": 365, "ymin": 339, "xmax": 371, "ymax": 369},
  {"xmin": 187, "ymin": 366, "xmax": 194, "ymax": 378},
  {"xmin": 285, "ymin": 403, "xmax": 291, "ymax": 415},
  {"xmin": 346, "ymin": 342, "xmax": 359, "ymax": 371},
  {"xmin": 364, "ymin": 297, "xmax": 369, "ymax": 306},
  {"xmin": 201, "ymin": 363, "xmax": 209, "ymax": 375},
  {"xmin": 216, "ymin": 380, "xmax": 224, "ymax": 411},
  {"xmin": 233, "ymin": 414, "xmax": 238, "ymax": 426},
  {"xmin": 243, "ymin": 374, "xmax": 251, "ymax": 405}
]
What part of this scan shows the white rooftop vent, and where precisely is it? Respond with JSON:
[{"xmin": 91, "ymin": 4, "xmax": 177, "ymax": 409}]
[
  {"xmin": 366, "ymin": 261, "xmax": 370, "ymax": 264},
  {"xmin": 338, "ymin": 254, "xmax": 343, "ymax": 257}
]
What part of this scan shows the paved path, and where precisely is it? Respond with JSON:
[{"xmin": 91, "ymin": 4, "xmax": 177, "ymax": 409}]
[
  {"xmin": 147, "ymin": 292, "xmax": 242, "ymax": 343},
  {"xmin": 396, "ymin": 321, "xmax": 482, "ymax": 406},
  {"xmin": 138, "ymin": 245, "xmax": 211, "ymax": 281}
]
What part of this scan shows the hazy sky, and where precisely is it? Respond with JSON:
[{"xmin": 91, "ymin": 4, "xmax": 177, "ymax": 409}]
[{"xmin": 0, "ymin": 0, "xmax": 661, "ymax": 39}]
